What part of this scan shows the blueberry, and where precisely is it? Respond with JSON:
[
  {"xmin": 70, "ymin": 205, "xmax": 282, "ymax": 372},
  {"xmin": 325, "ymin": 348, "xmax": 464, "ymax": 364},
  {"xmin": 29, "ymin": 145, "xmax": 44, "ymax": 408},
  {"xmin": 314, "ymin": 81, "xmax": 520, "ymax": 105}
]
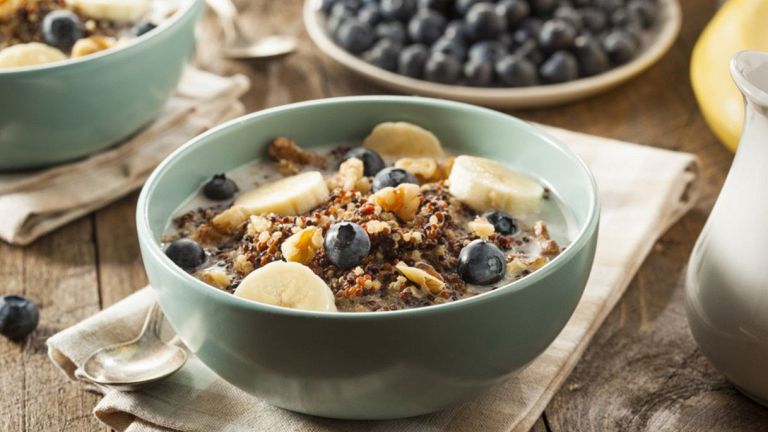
[
  {"xmin": 464, "ymin": 58, "xmax": 494, "ymax": 86},
  {"xmin": 595, "ymin": 0, "xmax": 623, "ymax": 15},
  {"xmin": 335, "ymin": 19, "xmax": 375, "ymax": 53},
  {"xmin": 380, "ymin": 0, "xmax": 416, "ymax": 21},
  {"xmin": 538, "ymin": 19, "xmax": 577, "ymax": 52},
  {"xmin": 372, "ymin": 167, "xmax": 418, "ymax": 191},
  {"xmin": 513, "ymin": 17, "xmax": 543, "ymax": 45},
  {"xmin": 602, "ymin": 30, "xmax": 637, "ymax": 65},
  {"xmin": 431, "ymin": 36, "xmax": 467, "ymax": 61},
  {"xmin": 408, "ymin": 10, "xmax": 447, "ymax": 45},
  {"xmin": 529, "ymin": 0, "xmax": 556, "ymax": 16},
  {"xmin": 363, "ymin": 38, "xmax": 400, "ymax": 70},
  {"xmin": 424, "ymin": 51, "xmax": 463, "ymax": 83},
  {"xmin": 375, "ymin": 21, "xmax": 407, "ymax": 46},
  {"xmin": 580, "ymin": 7, "xmax": 608, "ymax": 33},
  {"xmin": 539, "ymin": 50, "xmax": 579, "ymax": 83},
  {"xmin": 418, "ymin": 0, "xmax": 451, "ymax": 14},
  {"xmin": 443, "ymin": 19, "xmax": 467, "ymax": 42},
  {"xmin": 495, "ymin": 54, "xmax": 538, "ymax": 86},
  {"xmin": 515, "ymin": 39, "xmax": 544, "ymax": 65},
  {"xmin": 328, "ymin": 4, "xmax": 356, "ymax": 36},
  {"xmin": 611, "ymin": 7, "xmax": 643, "ymax": 31},
  {"xmin": 455, "ymin": 0, "xmax": 484, "ymax": 16},
  {"xmin": 324, "ymin": 222, "xmax": 371, "ymax": 269},
  {"xmin": 457, "ymin": 240, "xmax": 506, "ymax": 285},
  {"xmin": 553, "ymin": 5, "xmax": 583, "ymax": 30},
  {"xmin": 342, "ymin": 147, "xmax": 386, "ymax": 176},
  {"xmin": 331, "ymin": 2, "xmax": 357, "ymax": 18},
  {"xmin": 357, "ymin": 3, "xmax": 382, "ymax": 26},
  {"xmin": 627, "ymin": 0, "xmax": 657, "ymax": 28},
  {"xmin": 468, "ymin": 40, "xmax": 507, "ymax": 62},
  {"xmin": 483, "ymin": 210, "xmax": 518, "ymax": 235},
  {"xmin": 496, "ymin": 0, "xmax": 530, "ymax": 28},
  {"xmin": 573, "ymin": 35, "xmax": 609, "ymax": 76},
  {"xmin": 41, "ymin": 10, "xmax": 84, "ymax": 52},
  {"xmin": 133, "ymin": 21, "xmax": 157, "ymax": 37},
  {"xmin": 165, "ymin": 238, "xmax": 206, "ymax": 270},
  {"xmin": 0, "ymin": 295, "xmax": 39, "ymax": 341},
  {"xmin": 464, "ymin": 2, "xmax": 506, "ymax": 41},
  {"xmin": 398, "ymin": 43, "xmax": 429, "ymax": 78},
  {"xmin": 203, "ymin": 174, "xmax": 238, "ymax": 200}
]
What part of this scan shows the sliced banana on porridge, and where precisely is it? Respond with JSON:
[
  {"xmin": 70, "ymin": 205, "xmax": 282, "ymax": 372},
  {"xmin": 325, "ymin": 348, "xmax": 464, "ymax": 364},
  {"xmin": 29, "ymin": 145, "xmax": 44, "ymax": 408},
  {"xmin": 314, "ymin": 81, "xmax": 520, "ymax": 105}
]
[
  {"xmin": 0, "ymin": 43, "xmax": 66, "ymax": 68},
  {"xmin": 449, "ymin": 155, "xmax": 544, "ymax": 216},
  {"xmin": 234, "ymin": 261, "xmax": 337, "ymax": 312},
  {"xmin": 363, "ymin": 122, "xmax": 445, "ymax": 158},
  {"xmin": 235, "ymin": 171, "xmax": 329, "ymax": 216},
  {"xmin": 65, "ymin": 0, "xmax": 150, "ymax": 22}
]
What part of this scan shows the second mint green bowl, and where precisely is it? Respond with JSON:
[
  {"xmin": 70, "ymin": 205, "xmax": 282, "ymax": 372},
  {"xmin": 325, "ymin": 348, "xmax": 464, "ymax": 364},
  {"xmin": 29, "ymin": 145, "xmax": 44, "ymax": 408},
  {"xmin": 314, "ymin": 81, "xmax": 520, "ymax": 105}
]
[
  {"xmin": 0, "ymin": 0, "xmax": 203, "ymax": 171},
  {"xmin": 137, "ymin": 96, "xmax": 600, "ymax": 419}
]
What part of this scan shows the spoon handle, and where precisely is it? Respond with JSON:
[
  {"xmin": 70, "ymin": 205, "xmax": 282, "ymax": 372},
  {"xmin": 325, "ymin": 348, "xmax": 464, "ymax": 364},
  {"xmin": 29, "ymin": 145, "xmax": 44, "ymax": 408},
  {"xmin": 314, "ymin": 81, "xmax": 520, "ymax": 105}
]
[
  {"xmin": 206, "ymin": 0, "xmax": 246, "ymax": 46},
  {"xmin": 140, "ymin": 302, "xmax": 164, "ymax": 339}
]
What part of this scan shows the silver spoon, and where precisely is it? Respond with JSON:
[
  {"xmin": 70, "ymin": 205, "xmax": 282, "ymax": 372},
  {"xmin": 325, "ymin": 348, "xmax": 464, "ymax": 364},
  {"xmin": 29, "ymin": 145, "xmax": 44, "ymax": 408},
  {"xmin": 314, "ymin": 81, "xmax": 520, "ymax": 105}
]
[
  {"xmin": 207, "ymin": 0, "xmax": 297, "ymax": 59},
  {"xmin": 75, "ymin": 303, "xmax": 188, "ymax": 391}
]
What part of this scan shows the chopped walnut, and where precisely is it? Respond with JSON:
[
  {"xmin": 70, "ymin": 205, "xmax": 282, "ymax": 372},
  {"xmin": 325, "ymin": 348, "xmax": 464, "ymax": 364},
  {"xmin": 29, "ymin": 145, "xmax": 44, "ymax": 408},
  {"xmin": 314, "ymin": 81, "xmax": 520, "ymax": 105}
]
[
  {"xmin": 533, "ymin": 221, "xmax": 560, "ymax": 255},
  {"xmin": 198, "ymin": 267, "xmax": 231, "ymax": 289},
  {"xmin": 71, "ymin": 36, "xmax": 116, "ymax": 58},
  {"xmin": 467, "ymin": 216, "xmax": 495, "ymax": 239},
  {"xmin": 365, "ymin": 220, "xmax": 391, "ymax": 235},
  {"xmin": 369, "ymin": 183, "xmax": 422, "ymax": 221},
  {"xmin": 330, "ymin": 157, "xmax": 365, "ymax": 191},
  {"xmin": 395, "ymin": 262, "xmax": 444, "ymax": 294},
  {"xmin": 507, "ymin": 256, "xmax": 550, "ymax": 278},
  {"xmin": 276, "ymin": 159, "xmax": 300, "ymax": 175},
  {"xmin": 268, "ymin": 137, "xmax": 324, "ymax": 166},
  {"xmin": 281, "ymin": 226, "xmax": 323, "ymax": 264},
  {"xmin": 191, "ymin": 223, "xmax": 229, "ymax": 246},
  {"xmin": 395, "ymin": 158, "xmax": 438, "ymax": 181},
  {"xmin": 233, "ymin": 254, "xmax": 254, "ymax": 276},
  {"xmin": 212, "ymin": 207, "xmax": 250, "ymax": 234},
  {"xmin": 246, "ymin": 216, "xmax": 272, "ymax": 236},
  {"xmin": 437, "ymin": 157, "xmax": 455, "ymax": 180}
]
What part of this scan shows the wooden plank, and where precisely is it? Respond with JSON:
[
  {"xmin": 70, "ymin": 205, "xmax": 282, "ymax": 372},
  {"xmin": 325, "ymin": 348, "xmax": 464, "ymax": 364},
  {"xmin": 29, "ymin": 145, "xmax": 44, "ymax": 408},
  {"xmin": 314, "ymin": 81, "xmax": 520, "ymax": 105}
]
[{"xmin": 0, "ymin": 218, "xmax": 105, "ymax": 431}]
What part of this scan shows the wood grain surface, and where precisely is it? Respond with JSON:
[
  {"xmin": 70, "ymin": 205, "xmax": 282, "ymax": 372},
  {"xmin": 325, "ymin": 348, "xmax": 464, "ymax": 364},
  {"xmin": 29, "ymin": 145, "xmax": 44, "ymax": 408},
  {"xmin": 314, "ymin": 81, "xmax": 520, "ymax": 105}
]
[{"xmin": 2, "ymin": 0, "xmax": 767, "ymax": 430}]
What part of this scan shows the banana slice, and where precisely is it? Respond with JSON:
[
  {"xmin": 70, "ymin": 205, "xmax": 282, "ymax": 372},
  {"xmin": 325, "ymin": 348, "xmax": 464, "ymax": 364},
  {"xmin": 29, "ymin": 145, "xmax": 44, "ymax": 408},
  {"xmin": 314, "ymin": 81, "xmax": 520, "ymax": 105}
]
[
  {"xmin": 234, "ymin": 171, "xmax": 329, "ymax": 216},
  {"xmin": 363, "ymin": 122, "xmax": 445, "ymax": 158},
  {"xmin": 65, "ymin": 0, "xmax": 149, "ymax": 22},
  {"xmin": 448, "ymin": 155, "xmax": 544, "ymax": 216},
  {"xmin": 234, "ymin": 261, "xmax": 337, "ymax": 312},
  {"xmin": 0, "ymin": 43, "xmax": 66, "ymax": 69}
]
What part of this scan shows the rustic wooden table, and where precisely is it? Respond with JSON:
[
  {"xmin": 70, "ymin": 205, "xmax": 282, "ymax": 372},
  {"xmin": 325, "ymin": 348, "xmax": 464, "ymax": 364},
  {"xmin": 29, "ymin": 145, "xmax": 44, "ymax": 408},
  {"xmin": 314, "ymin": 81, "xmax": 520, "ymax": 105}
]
[{"xmin": 2, "ymin": 0, "xmax": 767, "ymax": 430}]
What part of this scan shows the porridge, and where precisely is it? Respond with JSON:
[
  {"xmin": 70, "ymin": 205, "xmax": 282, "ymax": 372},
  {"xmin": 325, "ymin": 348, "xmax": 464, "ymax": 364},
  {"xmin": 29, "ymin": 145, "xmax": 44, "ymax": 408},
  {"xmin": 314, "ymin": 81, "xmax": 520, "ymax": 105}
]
[
  {"xmin": 0, "ymin": 0, "xmax": 178, "ymax": 68},
  {"xmin": 162, "ymin": 121, "xmax": 575, "ymax": 312}
]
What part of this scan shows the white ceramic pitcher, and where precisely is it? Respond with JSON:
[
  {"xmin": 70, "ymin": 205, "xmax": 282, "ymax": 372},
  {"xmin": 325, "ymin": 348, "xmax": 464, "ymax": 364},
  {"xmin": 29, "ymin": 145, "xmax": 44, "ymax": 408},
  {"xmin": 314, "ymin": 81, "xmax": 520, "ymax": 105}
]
[{"xmin": 686, "ymin": 50, "xmax": 768, "ymax": 406}]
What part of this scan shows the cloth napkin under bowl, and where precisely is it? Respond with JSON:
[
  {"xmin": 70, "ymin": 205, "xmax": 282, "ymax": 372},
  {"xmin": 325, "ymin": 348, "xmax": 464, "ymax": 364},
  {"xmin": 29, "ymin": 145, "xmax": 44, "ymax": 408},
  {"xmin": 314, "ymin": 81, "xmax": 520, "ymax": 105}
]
[
  {"xmin": 0, "ymin": 67, "xmax": 250, "ymax": 246},
  {"xmin": 47, "ymin": 127, "xmax": 701, "ymax": 432}
]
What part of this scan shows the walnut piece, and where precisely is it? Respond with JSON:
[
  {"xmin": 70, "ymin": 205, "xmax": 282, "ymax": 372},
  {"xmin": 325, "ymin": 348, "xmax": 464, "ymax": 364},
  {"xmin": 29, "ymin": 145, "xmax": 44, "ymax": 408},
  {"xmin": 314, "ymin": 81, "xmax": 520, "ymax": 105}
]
[
  {"xmin": 71, "ymin": 36, "xmax": 116, "ymax": 58},
  {"xmin": 395, "ymin": 157, "xmax": 438, "ymax": 181},
  {"xmin": 212, "ymin": 207, "xmax": 250, "ymax": 234},
  {"xmin": 281, "ymin": 226, "xmax": 323, "ymax": 264},
  {"xmin": 369, "ymin": 183, "xmax": 422, "ymax": 221},
  {"xmin": 330, "ymin": 157, "xmax": 365, "ymax": 191},
  {"xmin": 395, "ymin": 262, "xmax": 444, "ymax": 294},
  {"xmin": 198, "ymin": 267, "xmax": 231, "ymax": 289},
  {"xmin": 268, "ymin": 137, "xmax": 324, "ymax": 166},
  {"xmin": 364, "ymin": 220, "xmax": 391, "ymax": 235},
  {"xmin": 467, "ymin": 216, "xmax": 495, "ymax": 239}
]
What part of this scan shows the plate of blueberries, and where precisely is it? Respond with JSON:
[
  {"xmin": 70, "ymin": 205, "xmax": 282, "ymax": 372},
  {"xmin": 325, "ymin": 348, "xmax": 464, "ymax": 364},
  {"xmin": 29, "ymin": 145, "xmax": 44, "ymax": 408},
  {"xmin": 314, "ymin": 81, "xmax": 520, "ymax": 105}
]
[{"xmin": 304, "ymin": 0, "xmax": 681, "ymax": 108}]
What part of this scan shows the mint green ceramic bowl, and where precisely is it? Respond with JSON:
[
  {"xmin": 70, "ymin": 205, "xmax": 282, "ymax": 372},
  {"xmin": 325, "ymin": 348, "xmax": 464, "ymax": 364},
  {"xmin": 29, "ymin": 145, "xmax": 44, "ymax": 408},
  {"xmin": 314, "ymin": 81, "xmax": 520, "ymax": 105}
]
[
  {"xmin": 136, "ymin": 96, "xmax": 600, "ymax": 420},
  {"xmin": 0, "ymin": 0, "xmax": 203, "ymax": 171}
]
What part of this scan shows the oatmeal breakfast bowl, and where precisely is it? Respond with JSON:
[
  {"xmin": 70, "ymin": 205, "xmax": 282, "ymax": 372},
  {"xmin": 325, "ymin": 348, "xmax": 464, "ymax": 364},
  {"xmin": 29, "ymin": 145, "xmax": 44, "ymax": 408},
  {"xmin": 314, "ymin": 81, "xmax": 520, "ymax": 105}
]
[
  {"xmin": 136, "ymin": 96, "xmax": 600, "ymax": 419},
  {"xmin": 0, "ymin": 0, "xmax": 203, "ymax": 170}
]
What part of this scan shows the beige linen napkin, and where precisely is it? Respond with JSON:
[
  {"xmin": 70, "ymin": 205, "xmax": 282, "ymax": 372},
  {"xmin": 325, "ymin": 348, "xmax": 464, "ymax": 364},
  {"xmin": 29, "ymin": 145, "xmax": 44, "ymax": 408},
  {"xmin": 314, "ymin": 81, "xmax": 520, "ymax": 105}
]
[
  {"xmin": 47, "ymin": 127, "xmax": 701, "ymax": 432},
  {"xmin": 0, "ymin": 67, "xmax": 250, "ymax": 246}
]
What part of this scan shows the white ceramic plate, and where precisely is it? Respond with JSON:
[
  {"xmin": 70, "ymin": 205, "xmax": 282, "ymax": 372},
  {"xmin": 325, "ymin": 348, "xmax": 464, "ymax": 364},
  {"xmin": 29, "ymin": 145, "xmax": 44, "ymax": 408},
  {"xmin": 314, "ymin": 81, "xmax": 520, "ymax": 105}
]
[{"xmin": 304, "ymin": 0, "xmax": 682, "ymax": 108}]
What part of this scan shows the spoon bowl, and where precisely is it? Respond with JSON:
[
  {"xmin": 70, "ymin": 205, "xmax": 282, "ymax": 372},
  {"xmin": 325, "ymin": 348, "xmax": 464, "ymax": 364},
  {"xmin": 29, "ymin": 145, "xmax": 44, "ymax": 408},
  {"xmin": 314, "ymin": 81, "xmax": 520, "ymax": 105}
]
[
  {"xmin": 224, "ymin": 35, "xmax": 298, "ymax": 60},
  {"xmin": 75, "ymin": 303, "xmax": 187, "ymax": 391}
]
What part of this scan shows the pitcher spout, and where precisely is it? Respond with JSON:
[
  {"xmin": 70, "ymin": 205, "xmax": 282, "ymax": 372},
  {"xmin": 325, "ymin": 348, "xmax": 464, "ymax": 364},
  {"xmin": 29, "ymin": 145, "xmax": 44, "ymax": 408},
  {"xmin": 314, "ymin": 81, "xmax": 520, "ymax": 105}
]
[{"xmin": 731, "ymin": 50, "xmax": 768, "ymax": 109}]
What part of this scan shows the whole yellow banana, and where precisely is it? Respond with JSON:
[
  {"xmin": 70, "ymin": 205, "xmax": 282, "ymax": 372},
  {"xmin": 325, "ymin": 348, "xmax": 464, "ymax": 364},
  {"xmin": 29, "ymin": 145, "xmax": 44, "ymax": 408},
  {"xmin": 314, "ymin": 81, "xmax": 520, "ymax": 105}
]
[{"xmin": 691, "ymin": 0, "xmax": 768, "ymax": 152}]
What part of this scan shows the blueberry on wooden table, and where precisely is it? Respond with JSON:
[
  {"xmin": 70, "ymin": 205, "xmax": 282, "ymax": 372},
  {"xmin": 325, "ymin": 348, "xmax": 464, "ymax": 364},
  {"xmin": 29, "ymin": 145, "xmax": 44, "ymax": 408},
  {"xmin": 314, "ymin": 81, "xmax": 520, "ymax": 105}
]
[
  {"xmin": 495, "ymin": 54, "xmax": 538, "ymax": 86},
  {"xmin": 408, "ymin": 10, "xmax": 447, "ymax": 45},
  {"xmin": 464, "ymin": 3, "xmax": 507, "ymax": 41},
  {"xmin": 457, "ymin": 240, "xmax": 507, "ymax": 285},
  {"xmin": 424, "ymin": 51, "xmax": 462, "ymax": 84},
  {"xmin": 372, "ymin": 167, "xmax": 418, "ymax": 192},
  {"xmin": 483, "ymin": 210, "xmax": 518, "ymax": 235},
  {"xmin": 0, "ymin": 295, "xmax": 39, "ymax": 341},
  {"xmin": 134, "ymin": 21, "xmax": 157, "ymax": 37},
  {"xmin": 539, "ymin": 50, "xmax": 578, "ymax": 83},
  {"xmin": 42, "ymin": 10, "xmax": 84, "ymax": 52},
  {"xmin": 324, "ymin": 222, "xmax": 371, "ymax": 270},
  {"xmin": 398, "ymin": 43, "xmax": 429, "ymax": 78},
  {"xmin": 203, "ymin": 174, "xmax": 238, "ymax": 200},
  {"xmin": 165, "ymin": 238, "xmax": 206, "ymax": 270},
  {"xmin": 342, "ymin": 147, "xmax": 386, "ymax": 176}
]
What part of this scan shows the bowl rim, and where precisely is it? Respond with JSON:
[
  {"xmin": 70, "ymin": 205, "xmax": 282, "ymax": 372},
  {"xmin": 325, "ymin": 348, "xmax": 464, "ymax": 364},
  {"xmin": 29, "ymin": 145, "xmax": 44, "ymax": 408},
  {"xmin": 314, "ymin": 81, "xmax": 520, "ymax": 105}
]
[
  {"xmin": 137, "ymin": 95, "xmax": 600, "ymax": 320},
  {"xmin": 0, "ymin": 0, "xmax": 202, "ymax": 76}
]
